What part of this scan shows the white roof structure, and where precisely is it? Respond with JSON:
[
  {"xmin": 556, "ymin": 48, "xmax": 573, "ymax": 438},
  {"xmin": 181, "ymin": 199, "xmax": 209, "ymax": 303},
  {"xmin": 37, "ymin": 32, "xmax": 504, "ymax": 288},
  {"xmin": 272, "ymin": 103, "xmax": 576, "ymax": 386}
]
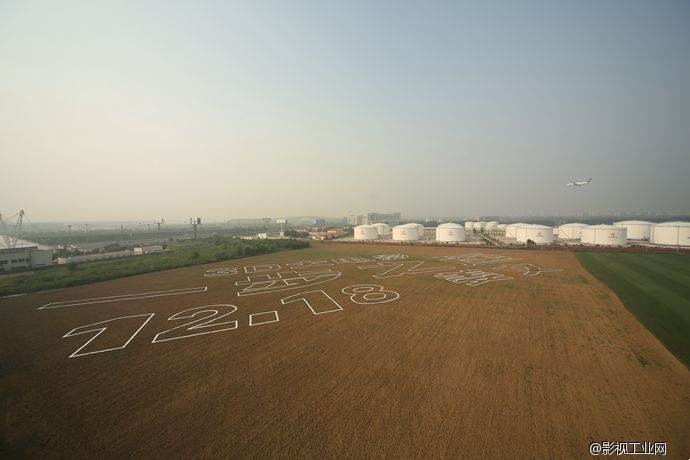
[{"xmin": 0, "ymin": 238, "xmax": 50, "ymax": 251}]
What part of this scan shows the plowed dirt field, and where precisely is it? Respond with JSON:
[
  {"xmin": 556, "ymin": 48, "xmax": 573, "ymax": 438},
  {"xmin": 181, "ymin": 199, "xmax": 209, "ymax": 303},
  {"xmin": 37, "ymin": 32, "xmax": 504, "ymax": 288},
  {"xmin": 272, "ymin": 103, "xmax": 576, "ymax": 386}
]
[{"xmin": 2, "ymin": 244, "xmax": 689, "ymax": 458}]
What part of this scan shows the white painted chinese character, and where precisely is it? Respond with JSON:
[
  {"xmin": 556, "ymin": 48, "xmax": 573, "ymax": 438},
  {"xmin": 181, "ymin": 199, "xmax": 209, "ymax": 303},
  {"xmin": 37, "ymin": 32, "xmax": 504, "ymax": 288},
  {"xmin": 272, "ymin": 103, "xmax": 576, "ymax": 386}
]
[
  {"xmin": 601, "ymin": 441, "xmax": 614, "ymax": 456},
  {"xmin": 654, "ymin": 442, "xmax": 666, "ymax": 456},
  {"xmin": 616, "ymin": 442, "xmax": 629, "ymax": 455}
]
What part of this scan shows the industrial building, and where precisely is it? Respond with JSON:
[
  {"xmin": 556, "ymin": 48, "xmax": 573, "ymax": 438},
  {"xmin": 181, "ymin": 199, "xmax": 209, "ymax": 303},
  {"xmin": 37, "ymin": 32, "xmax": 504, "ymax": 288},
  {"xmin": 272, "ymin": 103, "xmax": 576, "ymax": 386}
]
[
  {"xmin": 464, "ymin": 222, "xmax": 475, "ymax": 231},
  {"xmin": 650, "ymin": 221, "xmax": 690, "ymax": 246},
  {"xmin": 0, "ymin": 246, "xmax": 53, "ymax": 272},
  {"xmin": 581, "ymin": 225, "xmax": 627, "ymax": 246},
  {"xmin": 613, "ymin": 220, "xmax": 653, "ymax": 240},
  {"xmin": 435, "ymin": 223, "xmax": 466, "ymax": 242}
]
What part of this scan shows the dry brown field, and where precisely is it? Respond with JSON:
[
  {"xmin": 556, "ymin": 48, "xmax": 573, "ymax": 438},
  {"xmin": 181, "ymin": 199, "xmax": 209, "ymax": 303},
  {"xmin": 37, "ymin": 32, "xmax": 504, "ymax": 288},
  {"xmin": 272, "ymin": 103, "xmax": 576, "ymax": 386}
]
[{"xmin": 2, "ymin": 243, "xmax": 689, "ymax": 459}]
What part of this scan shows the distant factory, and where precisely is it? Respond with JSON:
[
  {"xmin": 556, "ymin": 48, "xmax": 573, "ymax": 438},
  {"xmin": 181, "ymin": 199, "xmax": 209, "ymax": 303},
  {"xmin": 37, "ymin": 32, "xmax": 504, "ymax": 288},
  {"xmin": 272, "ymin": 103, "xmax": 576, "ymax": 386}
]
[{"xmin": 0, "ymin": 243, "xmax": 53, "ymax": 272}]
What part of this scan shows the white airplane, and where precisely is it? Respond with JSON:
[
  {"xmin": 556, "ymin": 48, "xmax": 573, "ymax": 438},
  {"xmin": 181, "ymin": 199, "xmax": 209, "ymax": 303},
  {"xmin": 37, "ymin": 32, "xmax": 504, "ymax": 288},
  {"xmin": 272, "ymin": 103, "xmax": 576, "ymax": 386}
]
[{"xmin": 566, "ymin": 177, "xmax": 592, "ymax": 187}]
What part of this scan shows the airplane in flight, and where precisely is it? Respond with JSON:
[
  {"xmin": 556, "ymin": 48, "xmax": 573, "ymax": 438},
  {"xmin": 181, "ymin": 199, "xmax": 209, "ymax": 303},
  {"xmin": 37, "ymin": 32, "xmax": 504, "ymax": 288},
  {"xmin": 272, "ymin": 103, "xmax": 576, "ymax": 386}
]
[{"xmin": 566, "ymin": 177, "xmax": 592, "ymax": 187}]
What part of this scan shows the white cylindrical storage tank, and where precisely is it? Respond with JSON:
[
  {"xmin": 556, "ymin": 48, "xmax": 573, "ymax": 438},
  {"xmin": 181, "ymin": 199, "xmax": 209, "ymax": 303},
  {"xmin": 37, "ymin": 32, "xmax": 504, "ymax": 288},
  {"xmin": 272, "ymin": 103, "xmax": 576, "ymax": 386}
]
[
  {"xmin": 392, "ymin": 224, "xmax": 420, "ymax": 241},
  {"xmin": 484, "ymin": 221, "xmax": 499, "ymax": 230},
  {"xmin": 505, "ymin": 223, "xmax": 527, "ymax": 239},
  {"xmin": 464, "ymin": 222, "xmax": 475, "ymax": 231},
  {"xmin": 414, "ymin": 223, "xmax": 425, "ymax": 239},
  {"xmin": 372, "ymin": 223, "xmax": 391, "ymax": 236},
  {"xmin": 435, "ymin": 223, "xmax": 467, "ymax": 242},
  {"xmin": 516, "ymin": 225, "xmax": 554, "ymax": 244},
  {"xmin": 473, "ymin": 221, "xmax": 486, "ymax": 231},
  {"xmin": 496, "ymin": 224, "xmax": 507, "ymax": 230},
  {"xmin": 650, "ymin": 221, "xmax": 690, "ymax": 246},
  {"xmin": 613, "ymin": 220, "xmax": 653, "ymax": 240},
  {"xmin": 354, "ymin": 225, "xmax": 379, "ymax": 240},
  {"xmin": 581, "ymin": 225, "xmax": 627, "ymax": 246},
  {"xmin": 558, "ymin": 223, "xmax": 587, "ymax": 240}
]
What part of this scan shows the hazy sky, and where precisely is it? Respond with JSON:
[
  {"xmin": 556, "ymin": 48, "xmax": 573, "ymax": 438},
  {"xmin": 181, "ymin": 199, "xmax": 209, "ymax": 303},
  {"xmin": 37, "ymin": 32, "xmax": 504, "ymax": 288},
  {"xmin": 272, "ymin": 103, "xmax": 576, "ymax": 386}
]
[{"xmin": 2, "ymin": 1, "xmax": 689, "ymax": 222}]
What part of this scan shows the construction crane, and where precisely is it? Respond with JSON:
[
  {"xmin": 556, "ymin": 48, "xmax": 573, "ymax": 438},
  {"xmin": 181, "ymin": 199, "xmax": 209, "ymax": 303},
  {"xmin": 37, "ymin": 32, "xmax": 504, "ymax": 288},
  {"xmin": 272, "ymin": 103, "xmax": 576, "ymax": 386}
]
[{"xmin": 0, "ymin": 209, "xmax": 25, "ymax": 249}]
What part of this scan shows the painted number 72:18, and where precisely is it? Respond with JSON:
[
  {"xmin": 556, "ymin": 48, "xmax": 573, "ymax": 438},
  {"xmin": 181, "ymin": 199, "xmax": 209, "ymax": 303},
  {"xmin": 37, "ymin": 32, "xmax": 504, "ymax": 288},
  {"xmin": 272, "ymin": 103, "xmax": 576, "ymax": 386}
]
[{"xmin": 62, "ymin": 284, "xmax": 399, "ymax": 358}]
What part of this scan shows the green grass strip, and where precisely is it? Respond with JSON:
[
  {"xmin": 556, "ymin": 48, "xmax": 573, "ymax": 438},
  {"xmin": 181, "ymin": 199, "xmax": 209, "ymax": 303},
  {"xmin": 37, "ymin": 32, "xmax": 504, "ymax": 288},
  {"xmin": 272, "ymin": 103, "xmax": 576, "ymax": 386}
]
[{"xmin": 575, "ymin": 252, "xmax": 690, "ymax": 368}]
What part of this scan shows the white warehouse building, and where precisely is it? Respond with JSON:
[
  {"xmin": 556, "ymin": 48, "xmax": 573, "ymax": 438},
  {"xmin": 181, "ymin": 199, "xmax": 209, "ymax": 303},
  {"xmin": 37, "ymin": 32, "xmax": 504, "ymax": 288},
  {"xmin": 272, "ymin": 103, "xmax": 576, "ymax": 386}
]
[
  {"xmin": 354, "ymin": 225, "xmax": 379, "ymax": 240},
  {"xmin": 0, "ymin": 246, "xmax": 53, "ymax": 272},
  {"xmin": 558, "ymin": 223, "xmax": 587, "ymax": 240},
  {"xmin": 435, "ymin": 223, "xmax": 466, "ymax": 243},
  {"xmin": 613, "ymin": 220, "xmax": 653, "ymax": 240},
  {"xmin": 581, "ymin": 225, "xmax": 627, "ymax": 246},
  {"xmin": 650, "ymin": 221, "xmax": 690, "ymax": 246},
  {"xmin": 516, "ymin": 224, "xmax": 554, "ymax": 244},
  {"xmin": 392, "ymin": 223, "xmax": 421, "ymax": 241}
]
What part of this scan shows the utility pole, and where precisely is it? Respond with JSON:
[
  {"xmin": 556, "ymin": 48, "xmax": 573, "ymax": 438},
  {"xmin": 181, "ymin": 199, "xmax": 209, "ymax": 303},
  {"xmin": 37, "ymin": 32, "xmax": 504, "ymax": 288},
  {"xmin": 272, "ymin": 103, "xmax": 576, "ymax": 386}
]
[{"xmin": 190, "ymin": 217, "xmax": 200, "ymax": 239}]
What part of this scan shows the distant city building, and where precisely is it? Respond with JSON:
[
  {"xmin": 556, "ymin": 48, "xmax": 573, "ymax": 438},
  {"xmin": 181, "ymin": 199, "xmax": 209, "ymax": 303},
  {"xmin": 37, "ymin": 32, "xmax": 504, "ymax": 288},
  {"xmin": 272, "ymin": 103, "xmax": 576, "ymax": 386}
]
[
  {"xmin": 348, "ymin": 214, "xmax": 370, "ymax": 226},
  {"xmin": 367, "ymin": 212, "xmax": 401, "ymax": 226}
]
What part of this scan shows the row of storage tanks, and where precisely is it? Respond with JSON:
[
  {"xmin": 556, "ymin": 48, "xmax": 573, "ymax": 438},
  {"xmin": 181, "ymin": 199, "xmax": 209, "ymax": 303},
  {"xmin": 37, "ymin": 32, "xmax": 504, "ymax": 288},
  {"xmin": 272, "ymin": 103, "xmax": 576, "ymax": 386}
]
[
  {"xmin": 354, "ymin": 222, "xmax": 469, "ymax": 242},
  {"xmin": 355, "ymin": 220, "xmax": 690, "ymax": 246},
  {"xmin": 503, "ymin": 220, "xmax": 690, "ymax": 246}
]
